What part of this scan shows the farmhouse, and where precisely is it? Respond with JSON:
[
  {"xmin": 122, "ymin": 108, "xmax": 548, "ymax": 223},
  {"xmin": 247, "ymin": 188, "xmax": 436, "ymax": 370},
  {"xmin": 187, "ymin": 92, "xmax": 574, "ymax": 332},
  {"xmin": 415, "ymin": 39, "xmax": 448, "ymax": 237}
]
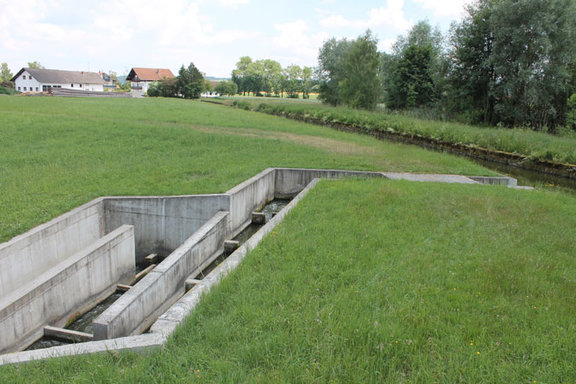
[
  {"xmin": 11, "ymin": 68, "xmax": 107, "ymax": 93},
  {"xmin": 126, "ymin": 68, "xmax": 175, "ymax": 93}
]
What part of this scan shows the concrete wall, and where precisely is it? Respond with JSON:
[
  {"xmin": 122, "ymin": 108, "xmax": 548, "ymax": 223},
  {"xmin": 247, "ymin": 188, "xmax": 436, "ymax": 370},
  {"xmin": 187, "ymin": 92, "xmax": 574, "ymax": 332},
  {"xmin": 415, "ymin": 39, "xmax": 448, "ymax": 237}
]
[
  {"xmin": 0, "ymin": 198, "xmax": 104, "ymax": 298},
  {"xmin": 274, "ymin": 168, "xmax": 384, "ymax": 198},
  {"xmin": 93, "ymin": 211, "xmax": 229, "ymax": 340},
  {"xmin": 104, "ymin": 195, "xmax": 229, "ymax": 263},
  {"xmin": 469, "ymin": 176, "xmax": 517, "ymax": 187},
  {"xmin": 0, "ymin": 225, "xmax": 135, "ymax": 354},
  {"xmin": 227, "ymin": 168, "xmax": 276, "ymax": 231}
]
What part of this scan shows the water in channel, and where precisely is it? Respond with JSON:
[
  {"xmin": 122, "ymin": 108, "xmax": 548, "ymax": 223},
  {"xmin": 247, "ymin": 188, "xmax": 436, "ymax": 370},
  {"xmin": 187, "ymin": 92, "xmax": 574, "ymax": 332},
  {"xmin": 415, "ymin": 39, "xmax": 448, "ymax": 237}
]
[
  {"xmin": 26, "ymin": 292, "xmax": 124, "ymax": 350},
  {"xmin": 196, "ymin": 199, "xmax": 291, "ymax": 280},
  {"xmin": 470, "ymin": 157, "xmax": 576, "ymax": 193}
]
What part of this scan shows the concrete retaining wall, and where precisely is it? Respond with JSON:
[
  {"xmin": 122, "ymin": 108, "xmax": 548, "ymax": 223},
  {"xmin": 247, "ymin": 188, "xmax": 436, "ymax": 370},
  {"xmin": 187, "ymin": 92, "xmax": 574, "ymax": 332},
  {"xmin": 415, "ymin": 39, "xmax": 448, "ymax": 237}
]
[
  {"xmin": 469, "ymin": 176, "xmax": 517, "ymax": 187},
  {"xmin": 104, "ymin": 195, "xmax": 229, "ymax": 263},
  {"xmin": 227, "ymin": 168, "xmax": 275, "ymax": 231},
  {"xmin": 93, "ymin": 211, "xmax": 229, "ymax": 340},
  {"xmin": 0, "ymin": 225, "xmax": 135, "ymax": 354},
  {"xmin": 0, "ymin": 199, "xmax": 104, "ymax": 298},
  {"xmin": 274, "ymin": 168, "xmax": 384, "ymax": 198}
]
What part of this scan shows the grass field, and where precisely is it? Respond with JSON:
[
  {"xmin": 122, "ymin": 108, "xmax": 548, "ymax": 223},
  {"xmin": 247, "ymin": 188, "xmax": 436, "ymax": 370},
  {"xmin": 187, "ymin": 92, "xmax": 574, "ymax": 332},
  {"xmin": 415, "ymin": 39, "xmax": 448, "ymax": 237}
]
[
  {"xmin": 0, "ymin": 97, "xmax": 489, "ymax": 243},
  {"xmin": 225, "ymin": 98, "xmax": 576, "ymax": 165},
  {"xmin": 1, "ymin": 97, "xmax": 575, "ymax": 382}
]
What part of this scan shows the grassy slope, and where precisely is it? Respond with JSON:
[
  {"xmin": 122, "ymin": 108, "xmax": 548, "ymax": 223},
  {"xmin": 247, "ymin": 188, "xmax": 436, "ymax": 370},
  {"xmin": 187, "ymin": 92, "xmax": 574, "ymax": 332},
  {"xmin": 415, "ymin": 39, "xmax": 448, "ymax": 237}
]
[
  {"xmin": 0, "ymin": 97, "xmax": 488, "ymax": 242},
  {"xmin": 229, "ymin": 98, "xmax": 576, "ymax": 164},
  {"xmin": 2, "ymin": 180, "xmax": 575, "ymax": 383}
]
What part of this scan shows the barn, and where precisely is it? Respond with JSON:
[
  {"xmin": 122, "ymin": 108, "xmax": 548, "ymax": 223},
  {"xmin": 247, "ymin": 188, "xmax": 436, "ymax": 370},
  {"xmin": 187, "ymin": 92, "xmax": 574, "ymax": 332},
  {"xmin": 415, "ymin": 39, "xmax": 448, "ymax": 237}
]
[{"xmin": 11, "ymin": 68, "xmax": 107, "ymax": 93}]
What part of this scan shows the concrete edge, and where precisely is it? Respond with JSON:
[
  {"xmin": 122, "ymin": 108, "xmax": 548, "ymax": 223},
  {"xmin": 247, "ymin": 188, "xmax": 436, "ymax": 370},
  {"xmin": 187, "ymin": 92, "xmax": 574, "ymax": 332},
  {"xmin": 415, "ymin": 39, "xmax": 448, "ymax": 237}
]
[
  {"xmin": 225, "ymin": 168, "xmax": 275, "ymax": 195},
  {"xmin": 0, "ymin": 197, "xmax": 105, "ymax": 253},
  {"xmin": 0, "ymin": 333, "xmax": 165, "ymax": 365},
  {"xmin": 149, "ymin": 178, "xmax": 321, "ymax": 337},
  {"xmin": 93, "ymin": 211, "xmax": 229, "ymax": 338}
]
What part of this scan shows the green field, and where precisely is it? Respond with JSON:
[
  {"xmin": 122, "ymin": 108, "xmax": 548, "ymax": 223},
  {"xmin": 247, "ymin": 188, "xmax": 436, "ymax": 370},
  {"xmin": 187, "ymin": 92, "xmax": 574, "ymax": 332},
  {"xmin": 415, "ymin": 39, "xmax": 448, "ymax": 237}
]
[
  {"xmin": 0, "ymin": 97, "xmax": 489, "ymax": 243},
  {"xmin": 1, "ymin": 97, "xmax": 575, "ymax": 383},
  {"xmin": 226, "ymin": 98, "xmax": 576, "ymax": 165}
]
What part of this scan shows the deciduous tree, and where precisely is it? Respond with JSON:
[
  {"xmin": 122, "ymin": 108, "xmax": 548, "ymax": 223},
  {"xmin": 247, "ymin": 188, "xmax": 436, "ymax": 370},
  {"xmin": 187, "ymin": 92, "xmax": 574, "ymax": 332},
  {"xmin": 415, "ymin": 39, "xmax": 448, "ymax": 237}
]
[
  {"xmin": 1, "ymin": 62, "xmax": 13, "ymax": 82},
  {"xmin": 27, "ymin": 61, "xmax": 45, "ymax": 69}
]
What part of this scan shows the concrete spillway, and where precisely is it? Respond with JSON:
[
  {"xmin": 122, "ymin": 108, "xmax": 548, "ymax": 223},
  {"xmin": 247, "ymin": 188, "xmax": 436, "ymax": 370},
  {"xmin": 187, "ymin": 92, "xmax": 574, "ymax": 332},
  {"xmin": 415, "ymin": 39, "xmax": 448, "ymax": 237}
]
[{"xmin": 0, "ymin": 168, "xmax": 520, "ymax": 364}]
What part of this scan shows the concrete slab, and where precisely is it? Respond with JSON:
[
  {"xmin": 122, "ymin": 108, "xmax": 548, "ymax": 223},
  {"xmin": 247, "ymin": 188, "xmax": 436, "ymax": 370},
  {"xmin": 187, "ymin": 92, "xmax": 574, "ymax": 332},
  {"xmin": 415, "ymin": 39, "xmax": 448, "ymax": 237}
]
[{"xmin": 382, "ymin": 173, "xmax": 479, "ymax": 184}]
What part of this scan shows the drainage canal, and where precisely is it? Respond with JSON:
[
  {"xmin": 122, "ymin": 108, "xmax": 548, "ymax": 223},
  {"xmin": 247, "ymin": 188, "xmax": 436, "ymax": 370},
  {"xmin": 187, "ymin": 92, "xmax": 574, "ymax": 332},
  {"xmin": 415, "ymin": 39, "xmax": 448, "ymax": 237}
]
[
  {"xmin": 25, "ymin": 257, "xmax": 160, "ymax": 351},
  {"xmin": 26, "ymin": 199, "xmax": 291, "ymax": 351},
  {"xmin": 26, "ymin": 292, "xmax": 124, "ymax": 350},
  {"xmin": 233, "ymin": 199, "xmax": 290, "ymax": 244},
  {"xmin": 193, "ymin": 199, "xmax": 290, "ymax": 282}
]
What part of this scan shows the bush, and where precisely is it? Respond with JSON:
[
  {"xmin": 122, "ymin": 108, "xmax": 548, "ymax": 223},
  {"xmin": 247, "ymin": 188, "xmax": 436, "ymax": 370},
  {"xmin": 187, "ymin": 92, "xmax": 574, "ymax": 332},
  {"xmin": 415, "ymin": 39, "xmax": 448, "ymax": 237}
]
[{"xmin": 215, "ymin": 80, "xmax": 238, "ymax": 96}]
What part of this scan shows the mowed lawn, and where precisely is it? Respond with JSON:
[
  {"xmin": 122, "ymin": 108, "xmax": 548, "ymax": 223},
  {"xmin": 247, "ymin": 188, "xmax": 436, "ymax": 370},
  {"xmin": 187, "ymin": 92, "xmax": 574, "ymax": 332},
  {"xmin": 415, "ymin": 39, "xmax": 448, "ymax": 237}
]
[{"xmin": 1, "ymin": 97, "xmax": 575, "ymax": 383}]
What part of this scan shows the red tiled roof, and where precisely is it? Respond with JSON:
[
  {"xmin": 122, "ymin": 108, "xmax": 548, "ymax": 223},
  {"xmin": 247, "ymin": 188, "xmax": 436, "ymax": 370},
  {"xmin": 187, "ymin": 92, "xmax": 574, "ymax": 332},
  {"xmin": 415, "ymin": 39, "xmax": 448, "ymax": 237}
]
[{"xmin": 126, "ymin": 68, "xmax": 175, "ymax": 82}]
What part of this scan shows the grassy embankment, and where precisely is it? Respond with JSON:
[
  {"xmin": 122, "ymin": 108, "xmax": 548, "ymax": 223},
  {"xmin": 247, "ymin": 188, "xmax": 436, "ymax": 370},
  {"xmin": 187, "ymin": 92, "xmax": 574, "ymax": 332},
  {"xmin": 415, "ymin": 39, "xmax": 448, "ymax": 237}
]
[
  {"xmin": 225, "ymin": 98, "xmax": 576, "ymax": 165},
  {"xmin": 1, "ymin": 97, "xmax": 575, "ymax": 382}
]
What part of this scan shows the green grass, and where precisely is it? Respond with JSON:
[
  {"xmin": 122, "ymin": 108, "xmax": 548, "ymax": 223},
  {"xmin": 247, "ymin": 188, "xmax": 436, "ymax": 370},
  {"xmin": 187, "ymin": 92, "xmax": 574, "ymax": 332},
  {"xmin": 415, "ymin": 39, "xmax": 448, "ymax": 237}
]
[
  {"xmin": 1, "ymin": 97, "xmax": 574, "ymax": 382},
  {"xmin": 224, "ymin": 98, "xmax": 576, "ymax": 164},
  {"xmin": 0, "ymin": 97, "xmax": 489, "ymax": 242},
  {"xmin": 2, "ymin": 180, "xmax": 575, "ymax": 383}
]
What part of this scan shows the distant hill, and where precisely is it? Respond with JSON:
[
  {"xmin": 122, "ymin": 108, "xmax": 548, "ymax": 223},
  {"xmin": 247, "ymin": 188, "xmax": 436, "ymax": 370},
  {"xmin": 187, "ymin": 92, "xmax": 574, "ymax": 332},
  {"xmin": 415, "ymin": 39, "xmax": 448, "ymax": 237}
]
[{"xmin": 206, "ymin": 76, "xmax": 230, "ymax": 82}]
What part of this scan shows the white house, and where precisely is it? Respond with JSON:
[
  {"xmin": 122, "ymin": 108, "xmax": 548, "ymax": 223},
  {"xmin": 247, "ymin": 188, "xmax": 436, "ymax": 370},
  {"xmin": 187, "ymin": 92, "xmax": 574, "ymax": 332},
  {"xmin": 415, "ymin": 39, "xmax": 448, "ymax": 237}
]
[
  {"xmin": 11, "ymin": 68, "xmax": 107, "ymax": 93},
  {"xmin": 125, "ymin": 68, "xmax": 175, "ymax": 93}
]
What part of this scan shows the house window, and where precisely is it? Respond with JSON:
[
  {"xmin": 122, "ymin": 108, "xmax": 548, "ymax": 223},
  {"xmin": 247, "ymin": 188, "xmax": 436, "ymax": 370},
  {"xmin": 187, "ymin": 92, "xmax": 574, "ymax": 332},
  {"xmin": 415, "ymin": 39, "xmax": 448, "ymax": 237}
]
[
  {"xmin": 18, "ymin": 87, "xmax": 21, "ymax": 91},
  {"xmin": 23, "ymin": 75, "xmax": 26, "ymax": 80},
  {"xmin": 79, "ymin": 84, "xmax": 82, "ymax": 88},
  {"xmin": 71, "ymin": 84, "xmax": 74, "ymax": 87},
  {"xmin": 36, "ymin": 87, "xmax": 39, "ymax": 91},
  {"xmin": 23, "ymin": 87, "xmax": 27, "ymax": 91}
]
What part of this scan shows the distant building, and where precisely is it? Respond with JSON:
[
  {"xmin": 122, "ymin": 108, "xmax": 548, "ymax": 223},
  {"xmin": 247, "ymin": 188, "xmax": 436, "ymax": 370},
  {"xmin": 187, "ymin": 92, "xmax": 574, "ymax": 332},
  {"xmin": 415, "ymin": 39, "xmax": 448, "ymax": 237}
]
[
  {"xmin": 11, "ymin": 68, "xmax": 107, "ymax": 93},
  {"xmin": 126, "ymin": 68, "xmax": 175, "ymax": 93}
]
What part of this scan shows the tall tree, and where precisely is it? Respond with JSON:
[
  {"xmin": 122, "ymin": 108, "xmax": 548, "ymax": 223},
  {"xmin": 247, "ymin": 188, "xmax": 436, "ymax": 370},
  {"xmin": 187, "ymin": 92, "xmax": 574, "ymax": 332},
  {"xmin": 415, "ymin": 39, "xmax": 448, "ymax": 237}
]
[
  {"xmin": 316, "ymin": 37, "xmax": 353, "ymax": 105},
  {"xmin": 231, "ymin": 56, "xmax": 253, "ymax": 95},
  {"xmin": 449, "ymin": 0, "xmax": 496, "ymax": 124},
  {"xmin": 284, "ymin": 65, "xmax": 303, "ymax": 98},
  {"xmin": 301, "ymin": 66, "xmax": 313, "ymax": 99},
  {"xmin": 178, "ymin": 62, "xmax": 204, "ymax": 99},
  {"xmin": 387, "ymin": 45, "xmax": 435, "ymax": 109},
  {"xmin": 260, "ymin": 59, "xmax": 283, "ymax": 96},
  {"xmin": 490, "ymin": 0, "xmax": 576, "ymax": 128},
  {"xmin": 1, "ymin": 63, "xmax": 13, "ymax": 82},
  {"xmin": 386, "ymin": 21, "xmax": 440, "ymax": 109},
  {"xmin": 450, "ymin": 0, "xmax": 576, "ymax": 128},
  {"xmin": 338, "ymin": 30, "xmax": 382, "ymax": 110}
]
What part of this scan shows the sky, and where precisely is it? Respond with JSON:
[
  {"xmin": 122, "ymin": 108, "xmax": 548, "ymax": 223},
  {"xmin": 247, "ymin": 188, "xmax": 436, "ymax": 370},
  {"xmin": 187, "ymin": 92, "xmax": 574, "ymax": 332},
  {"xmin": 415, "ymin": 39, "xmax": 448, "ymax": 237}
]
[{"xmin": 0, "ymin": 0, "xmax": 473, "ymax": 78}]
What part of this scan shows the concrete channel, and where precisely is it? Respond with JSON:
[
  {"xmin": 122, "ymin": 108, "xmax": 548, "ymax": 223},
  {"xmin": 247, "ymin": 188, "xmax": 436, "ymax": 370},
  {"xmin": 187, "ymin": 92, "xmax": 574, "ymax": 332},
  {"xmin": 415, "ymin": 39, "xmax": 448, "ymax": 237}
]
[{"xmin": 0, "ymin": 168, "xmax": 522, "ymax": 365}]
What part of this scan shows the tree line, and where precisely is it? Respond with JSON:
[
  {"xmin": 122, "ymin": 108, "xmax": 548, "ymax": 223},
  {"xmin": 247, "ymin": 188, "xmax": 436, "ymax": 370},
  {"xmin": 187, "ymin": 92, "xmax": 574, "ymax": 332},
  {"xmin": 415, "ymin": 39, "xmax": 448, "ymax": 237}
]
[
  {"xmin": 317, "ymin": 0, "xmax": 576, "ymax": 131},
  {"xmin": 231, "ymin": 57, "xmax": 314, "ymax": 98}
]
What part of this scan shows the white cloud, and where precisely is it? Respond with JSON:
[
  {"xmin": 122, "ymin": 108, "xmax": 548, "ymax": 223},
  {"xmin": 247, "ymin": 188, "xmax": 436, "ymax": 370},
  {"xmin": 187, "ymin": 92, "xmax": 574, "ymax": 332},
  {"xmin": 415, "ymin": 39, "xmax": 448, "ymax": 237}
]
[
  {"xmin": 413, "ymin": 0, "xmax": 473, "ymax": 18},
  {"xmin": 215, "ymin": 0, "xmax": 251, "ymax": 5},
  {"xmin": 320, "ymin": 0, "xmax": 412, "ymax": 31},
  {"xmin": 378, "ymin": 38, "xmax": 396, "ymax": 53},
  {"xmin": 272, "ymin": 20, "xmax": 328, "ymax": 65}
]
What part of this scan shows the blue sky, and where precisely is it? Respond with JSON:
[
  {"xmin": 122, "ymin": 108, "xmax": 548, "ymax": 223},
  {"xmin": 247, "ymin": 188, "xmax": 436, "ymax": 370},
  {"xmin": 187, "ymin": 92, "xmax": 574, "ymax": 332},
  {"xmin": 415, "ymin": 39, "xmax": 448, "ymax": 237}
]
[{"xmin": 0, "ymin": 0, "xmax": 472, "ymax": 78}]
